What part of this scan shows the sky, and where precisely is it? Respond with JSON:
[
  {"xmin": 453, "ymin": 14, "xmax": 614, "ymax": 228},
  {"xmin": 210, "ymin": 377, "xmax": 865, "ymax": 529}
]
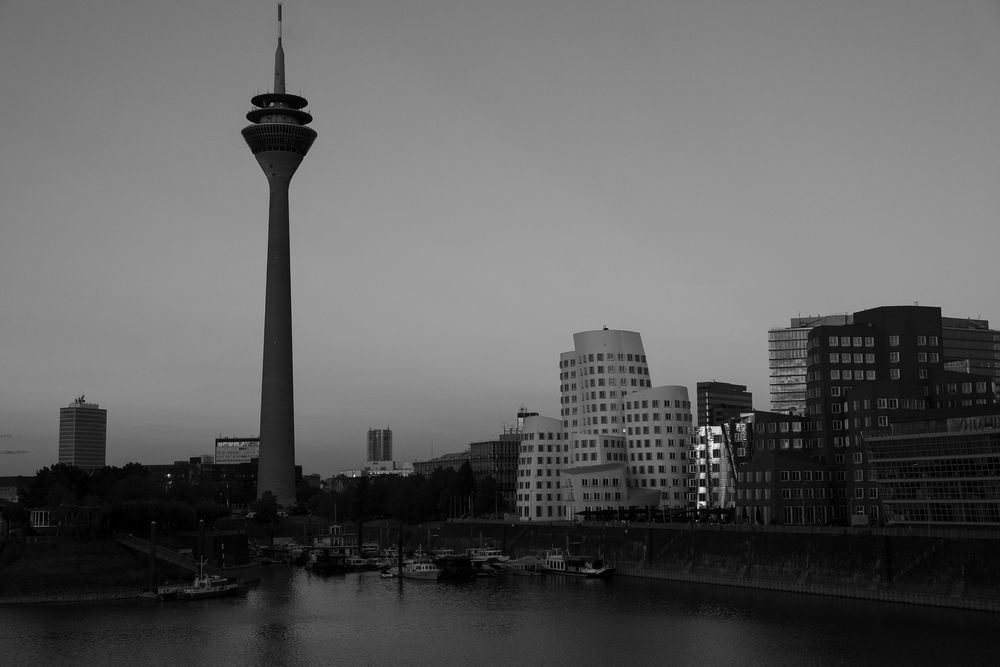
[{"xmin": 2, "ymin": 0, "xmax": 1000, "ymax": 478}]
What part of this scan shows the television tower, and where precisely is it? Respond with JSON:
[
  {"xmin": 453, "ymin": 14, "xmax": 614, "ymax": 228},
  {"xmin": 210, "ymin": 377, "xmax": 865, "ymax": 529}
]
[{"xmin": 241, "ymin": 4, "xmax": 316, "ymax": 507}]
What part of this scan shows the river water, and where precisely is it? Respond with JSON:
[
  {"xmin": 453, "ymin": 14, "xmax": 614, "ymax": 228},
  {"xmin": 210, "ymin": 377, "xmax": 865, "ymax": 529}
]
[{"xmin": 2, "ymin": 566, "xmax": 996, "ymax": 666}]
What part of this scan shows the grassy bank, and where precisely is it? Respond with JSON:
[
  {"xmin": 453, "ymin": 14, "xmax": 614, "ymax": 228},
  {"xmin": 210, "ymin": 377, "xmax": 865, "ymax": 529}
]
[{"xmin": 0, "ymin": 539, "xmax": 147, "ymax": 604}]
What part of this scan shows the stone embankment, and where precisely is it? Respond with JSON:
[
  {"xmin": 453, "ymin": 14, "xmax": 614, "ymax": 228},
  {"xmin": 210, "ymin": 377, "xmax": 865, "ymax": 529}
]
[{"xmin": 411, "ymin": 520, "xmax": 1000, "ymax": 613}]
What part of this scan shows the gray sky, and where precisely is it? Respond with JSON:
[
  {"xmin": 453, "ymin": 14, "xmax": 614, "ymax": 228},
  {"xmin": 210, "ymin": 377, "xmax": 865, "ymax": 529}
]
[{"xmin": 2, "ymin": 0, "xmax": 999, "ymax": 478}]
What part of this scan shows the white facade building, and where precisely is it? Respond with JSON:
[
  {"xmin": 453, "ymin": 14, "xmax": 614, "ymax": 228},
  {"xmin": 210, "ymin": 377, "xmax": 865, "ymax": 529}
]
[
  {"xmin": 516, "ymin": 415, "xmax": 567, "ymax": 520},
  {"xmin": 516, "ymin": 328, "xmax": 693, "ymax": 522},
  {"xmin": 215, "ymin": 437, "xmax": 260, "ymax": 465}
]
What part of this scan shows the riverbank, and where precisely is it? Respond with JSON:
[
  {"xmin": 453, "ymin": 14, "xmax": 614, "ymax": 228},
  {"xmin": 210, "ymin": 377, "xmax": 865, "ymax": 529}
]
[
  {"xmin": 0, "ymin": 539, "xmax": 147, "ymax": 604},
  {"xmin": 371, "ymin": 519, "xmax": 1000, "ymax": 613},
  {"xmin": 6, "ymin": 521, "xmax": 1000, "ymax": 611}
]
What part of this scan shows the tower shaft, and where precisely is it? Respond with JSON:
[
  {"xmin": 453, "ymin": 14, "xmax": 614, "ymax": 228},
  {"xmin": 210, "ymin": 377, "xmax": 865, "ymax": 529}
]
[{"xmin": 257, "ymin": 170, "xmax": 296, "ymax": 505}]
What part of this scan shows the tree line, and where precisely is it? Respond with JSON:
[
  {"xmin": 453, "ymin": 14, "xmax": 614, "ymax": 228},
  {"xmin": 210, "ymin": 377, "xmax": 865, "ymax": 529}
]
[{"xmin": 2, "ymin": 461, "xmax": 506, "ymax": 536}]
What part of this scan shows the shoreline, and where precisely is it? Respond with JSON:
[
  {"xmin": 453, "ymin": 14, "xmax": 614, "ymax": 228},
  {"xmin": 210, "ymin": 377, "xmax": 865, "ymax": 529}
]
[
  {"xmin": 4, "ymin": 566, "xmax": 999, "ymax": 612},
  {"xmin": 616, "ymin": 565, "xmax": 1000, "ymax": 613}
]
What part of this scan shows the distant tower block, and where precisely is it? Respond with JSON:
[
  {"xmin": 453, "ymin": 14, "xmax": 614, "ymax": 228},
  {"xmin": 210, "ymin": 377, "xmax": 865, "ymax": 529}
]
[
  {"xmin": 241, "ymin": 5, "xmax": 316, "ymax": 507},
  {"xmin": 58, "ymin": 395, "xmax": 107, "ymax": 470}
]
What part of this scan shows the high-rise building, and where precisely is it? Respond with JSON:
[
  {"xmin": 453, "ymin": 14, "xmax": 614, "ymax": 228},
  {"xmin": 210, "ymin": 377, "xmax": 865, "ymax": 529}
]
[
  {"xmin": 768, "ymin": 314, "xmax": 851, "ymax": 415},
  {"xmin": 242, "ymin": 7, "xmax": 316, "ymax": 507},
  {"xmin": 366, "ymin": 428, "xmax": 393, "ymax": 463},
  {"xmin": 58, "ymin": 396, "xmax": 107, "ymax": 470},
  {"xmin": 941, "ymin": 317, "xmax": 1000, "ymax": 388},
  {"xmin": 744, "ymin": 305, "xmax": 998, "ymax": 527},
  {"xmin": 696, "ymin": 381, "xmax": 753, "ymax": 427},
  {"xmin": 770, "ymin": 311, "xmax": 1000, "ymax": 416}
]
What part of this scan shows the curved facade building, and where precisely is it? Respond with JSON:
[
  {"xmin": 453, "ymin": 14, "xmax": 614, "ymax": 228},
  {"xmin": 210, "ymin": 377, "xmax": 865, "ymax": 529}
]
[{"xmin": 516, "ymin": 329, "xmax": 693, "ymax": 521}]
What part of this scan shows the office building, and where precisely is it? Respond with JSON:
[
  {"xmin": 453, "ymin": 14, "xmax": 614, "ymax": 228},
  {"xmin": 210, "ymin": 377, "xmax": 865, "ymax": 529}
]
[
  {"xmin": 58, "ymin": 396, "xmax": 107, "ymax": 470},
  {"xmin": 768, "ymin": 314, "xmax": 851, "ymax": 415},
  {"xmin": 367, "ymin": 428, "xmax": 392, "ymax": 463},
  {"xmin": 697, "ymin": 381, "xmax": 753, "ymax": 427},
  {"xmin": 242, "ymin": 8, "xmax": 317, "ymax": 507},
  {"xmin": 215, "ymin": 437, "xmax": 260, "ymax": 465},
  {"xmin": 865, "ymin": 408, "xmax": 1000, "ymax": 526},
  {"xmin": 742, "ymin": 305, "xmax": 997, "ymax": 526},
  {"xmin": 769, "ymin": 311, "xmax": 1000, "ymax": 416},
  {"xmin": 412, "ymin": 452, "xmax": 469, "ymax": 478},
  {"xmin": 941, "ymin": 317, "xmax": 1000, "ymax": 388}
]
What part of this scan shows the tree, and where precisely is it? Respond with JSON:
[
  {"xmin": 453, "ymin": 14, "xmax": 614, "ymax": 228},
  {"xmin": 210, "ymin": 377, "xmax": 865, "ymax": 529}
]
[
  {"xmin": 252, "ymin": 491, "xmax": 279, "ymax": 524},
  {"xmin": 475, "ymin": 476, "xmax": 504, "ymax": 518}
]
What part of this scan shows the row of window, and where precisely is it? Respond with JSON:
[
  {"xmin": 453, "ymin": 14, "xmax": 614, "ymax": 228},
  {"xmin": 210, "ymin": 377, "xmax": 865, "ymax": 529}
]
[
  {"xmin": 560, "ymin": 352, "xmax": 647, "ymax": 367},
  {"xmin": 828, "ymin": 336, "xmax": 876, "ymax": 348}
]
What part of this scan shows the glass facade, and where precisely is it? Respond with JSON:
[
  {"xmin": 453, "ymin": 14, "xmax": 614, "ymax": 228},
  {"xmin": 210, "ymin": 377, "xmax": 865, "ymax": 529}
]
[
  {"xmin": 768, "ymin": 328, "xmax": 810, "ymax": 414},
  {"xmin": 867, "ymin": 427, "xmax": 1000, "ymax": 526}
]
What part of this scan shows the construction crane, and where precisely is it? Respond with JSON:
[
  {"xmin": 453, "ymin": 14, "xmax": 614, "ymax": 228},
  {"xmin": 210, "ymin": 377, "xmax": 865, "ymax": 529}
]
[{"xmin": 1, "ymin": 450, "xmax": 28, "ymax": 455}]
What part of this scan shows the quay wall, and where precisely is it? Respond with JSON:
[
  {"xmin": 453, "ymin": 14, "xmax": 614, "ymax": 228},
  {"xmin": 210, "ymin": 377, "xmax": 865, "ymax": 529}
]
[{"xmin": 402, "ymin": 520, "xmax": 1000, "ymax": 613}]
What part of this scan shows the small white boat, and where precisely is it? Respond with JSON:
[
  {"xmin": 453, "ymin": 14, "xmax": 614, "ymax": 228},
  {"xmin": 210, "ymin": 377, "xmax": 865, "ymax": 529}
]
[
  {"xmin": 180, "ymin": 560, "xmax": 245, "ymax": 599},
  {"xmin": 401, "ymin": 561, "xmax": 441, "ymax": 580},
  {"xmin": 542, "ymin": 549, "xmax": 614, "ymax": 578}
]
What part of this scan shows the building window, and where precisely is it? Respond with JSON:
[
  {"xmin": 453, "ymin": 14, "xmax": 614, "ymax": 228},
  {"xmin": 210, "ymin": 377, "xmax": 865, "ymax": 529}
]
[
  {"xmin": 889, "ymin": 335, "xmax": 899, "ymax": 346},
  {"xmin": 889, "ymin": 352, "xmax": 900, "ymax": 363},
  {"xmin": 890, "ymin": 369, "xmax": 900, "ymax": 380}
]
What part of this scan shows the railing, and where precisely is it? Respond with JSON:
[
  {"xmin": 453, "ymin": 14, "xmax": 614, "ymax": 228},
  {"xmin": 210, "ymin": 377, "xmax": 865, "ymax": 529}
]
[
  {"xmin": 116, "ymin": 534, "xmax": 201, "ymax": 573},
  {"xmin": 116, "ymin": 533, "xmax": 261, "ymax": 582},
  {"xmin": 894, "ymin": 537, "xmax": 947, "ymax": 581}
]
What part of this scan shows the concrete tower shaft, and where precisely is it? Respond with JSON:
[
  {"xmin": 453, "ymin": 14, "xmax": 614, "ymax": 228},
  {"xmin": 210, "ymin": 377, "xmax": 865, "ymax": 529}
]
[{"xmin": 242, "ymin": 5, "xmax": 316, "ymax": 507}]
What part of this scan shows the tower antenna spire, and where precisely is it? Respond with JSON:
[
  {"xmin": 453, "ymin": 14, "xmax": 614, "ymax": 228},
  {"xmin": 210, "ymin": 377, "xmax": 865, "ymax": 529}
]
[{"xmin": 274, "ymin": 3, "xmax": 285, "ymax": 94}]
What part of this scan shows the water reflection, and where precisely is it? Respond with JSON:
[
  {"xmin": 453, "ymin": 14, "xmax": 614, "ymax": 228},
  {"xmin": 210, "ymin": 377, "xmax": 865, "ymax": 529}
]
[{"xmin": 2, "ymin": 569, "xmax": 997, "ymax": 666}]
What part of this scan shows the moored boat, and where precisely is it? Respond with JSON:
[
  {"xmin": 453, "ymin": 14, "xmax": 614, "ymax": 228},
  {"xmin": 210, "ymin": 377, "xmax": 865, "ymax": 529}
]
[
  {"xmin": 401, "ymin": 561, "xmax": 441, "ymax": 580},
  {"xmin": 465, "ymin": 546, "xmax": 509, "ymax": 577},
  {"xmin": 180, "ymin": 561, "xmax": 245, "ymax": 599},
  {"xmin": 308, "ymin": 546, "xmax": 348, "ymax": 574},
  {"xmin": 542, "ymin": 549, "xmax": 614, "ymax": 578}
]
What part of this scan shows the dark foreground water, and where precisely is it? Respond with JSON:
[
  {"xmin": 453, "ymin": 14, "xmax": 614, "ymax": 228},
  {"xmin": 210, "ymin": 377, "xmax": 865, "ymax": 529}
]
[{"xmin": 2, "ymin": 567, "xmax": 996, "ymax": 666}]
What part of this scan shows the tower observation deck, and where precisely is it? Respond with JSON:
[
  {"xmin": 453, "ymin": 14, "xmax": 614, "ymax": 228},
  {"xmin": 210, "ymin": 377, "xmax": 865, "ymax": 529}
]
[{"xmin": 242, "ymin": 5, "xmax": 316, "ymax": 507}]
